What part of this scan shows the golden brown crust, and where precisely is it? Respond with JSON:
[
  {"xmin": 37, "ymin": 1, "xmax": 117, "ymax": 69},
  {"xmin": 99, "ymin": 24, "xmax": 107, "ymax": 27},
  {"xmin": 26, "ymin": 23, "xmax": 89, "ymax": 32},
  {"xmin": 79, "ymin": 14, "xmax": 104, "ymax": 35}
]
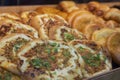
[
  {"xmin": 77, "ymin": 4, "xmax": 88, "ymax": 10},
  {"xmin": 59, "ymin": 1, "xmax": 79, "ymax": 13},
  {"xmin": 20, "ymin": 10, "xmax": 38, "ymax": 24},
  {"xmin": 0, "ymin": 12, "xmax": 21, "ymax": 21},
  {"xmin": 0, "ymin": 19, "xmax": 39, "ymax": 39},
  {"xmin": 69, "ymin": 40, "xmax": 112, "ymax": 78},
  {"xmin": 0, "ymin": 67, "xmax": 21, "ymax": 80},
  {"xmin": 104, "ymin": 8, "xmax": 120, "ymax": 23},
  {"xmin": 67, "ymin": 10, "xmax": 91, "ymax": 26},
  {"xmin": 107, "ymin": 32, "xmax": 120, "ymax": 65},
  {"xmin": 0, "ymin": 33, "xmax": 32, "ymax": 75},
  {"xmin": 0, "ymin": 1, "xmax": 118, "ymax": 79},
  {"xmin": 30, "ymin": 14, "xmax": 68, "ymax": 40},
  {"xmin": 91, "ymin": 28, "xmax": 116, "ymax": 46},
  {"xmin": 36, "ymin": 7, "xmax": 59, "ymax": 14},
  {"xmin": 72, "ymin": 12, "xmax": 95, "ymax": 32},
  {"xmin": 83, "ymin": 24, "xmax": 104, "ymax": 39},
  {"xmin": 17, "ymin": 40, "xmax": 83, "ymax": 80},
  {"xmin": 35, "ymin": 7, "xmax": 68, "ymax": 19},
  {"xmin": 106, "ymin": 20, "xmax": 120, "ymax": 29},
  {"xmin": 87, "ymin": 1, "xmax": 110, "ymax": 17}
]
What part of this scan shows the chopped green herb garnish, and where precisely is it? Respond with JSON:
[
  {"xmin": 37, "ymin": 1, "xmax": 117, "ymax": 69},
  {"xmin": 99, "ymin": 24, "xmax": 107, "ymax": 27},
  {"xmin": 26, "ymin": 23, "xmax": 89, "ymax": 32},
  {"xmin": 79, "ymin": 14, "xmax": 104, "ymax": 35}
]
[
  {"xmin": 50, "ymin": 56, "xmax": 55, "ymax": 61},
  {"xmin": 52, "ymin": 72, "xmax": 57, "ymax": 75},
  {"xmin": 49, "ymin": 43, "xmax": 57, "ymax": 47},
  {"xmin": 13, "ymin": 38, "xmax": 28, "ymax": 52},
  {"xmin": 82, "ymin": 53, "xmax": 101, "ymax": 67},
  {"xmin": 4, "ymin": 72, "xmax": 12, "ymax": 80},
  {"xmin": 28, "ymin": 30, "xmax": 32, "ymax": 32},
  {"xmin": 57, "ymin": 44, "xmax": 60, "ymax": 47},
  {"xmin": 43, "ymin": 61, "xmax": 50, "ymax": 68},
  {"xmin": 53, "ymin": 47, "xmax": 58, "ymax": 53},
  {"xmin": 96, "ymin": 54, "xmax": 100, "ymax": 60},
  {"xmin": 91, "ymin": 61, "xmax": 100, "ymax": 67},
  {"xmin": 104, "ymin": 56, "xmax": 107, "ymax": 62},
  {"xmin": 14, "ymin": 44, "xmax": 21, "ymax": 52},
  {"xmin": 0, "ymin": 75, "xmax": 2, "ymax": 80},
  {"xmin": 63, "ymin": 50, "xmax": 71, "ymax": 57},
  {"xmin": 31, "ymin": 58, "xmax": 51, "ymax": 69},
  {"xmin": 45, "ymin": 47, "xmax": 51, "ymax": 54},
  {"xmin": 30, "ymin": 58, "xmax": 42, "ymax": 68},
  {"xmin": 46, "ymin": 78, "xmax": 51, "ymax": 80},
  {"xmin": 102, "ymin": 55, "xmax": 107, "ymax": 62},
  {"xmin": 64, "ymin": 32, "xmax": 74, "ymax": 42},
  {"xmin": 79, "ymin": 46, "xmax": 84, "ymax": 51}
]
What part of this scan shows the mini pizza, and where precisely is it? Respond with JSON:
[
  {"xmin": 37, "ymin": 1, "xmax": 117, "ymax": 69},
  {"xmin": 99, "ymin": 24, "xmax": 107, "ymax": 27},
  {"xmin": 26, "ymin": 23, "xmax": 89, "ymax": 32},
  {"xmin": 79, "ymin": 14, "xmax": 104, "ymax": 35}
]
[
  {"xmin": 69, "ymin": 40, "xmax": 112, "ymax": 78},
  {"xmin": 0, "ymin": 34, "xmax": 32, "ymax": 74},
  {"xmin": 30, "ymin": 14, "xmax": 69, "ymax": 40},
  {"xmin": 0, "ymin": 67, "xmax": 21, "ymax": 80},
  {"xmin": 17, "ymin": 40, "xmax": 83, "ymax": 80},
  {"xmin": 0, "ymin": 19, "xmax": 38, "ymax": 39}
]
